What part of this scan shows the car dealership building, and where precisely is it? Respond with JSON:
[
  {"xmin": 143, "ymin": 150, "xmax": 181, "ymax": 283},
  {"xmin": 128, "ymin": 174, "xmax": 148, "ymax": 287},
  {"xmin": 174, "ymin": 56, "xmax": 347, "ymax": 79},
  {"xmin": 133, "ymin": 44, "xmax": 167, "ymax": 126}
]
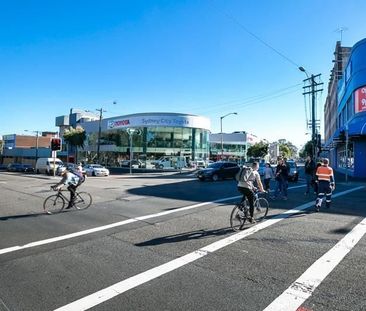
[{"xmin": 56, "ymin": 112, "xmax": 211, "ymax": 166}]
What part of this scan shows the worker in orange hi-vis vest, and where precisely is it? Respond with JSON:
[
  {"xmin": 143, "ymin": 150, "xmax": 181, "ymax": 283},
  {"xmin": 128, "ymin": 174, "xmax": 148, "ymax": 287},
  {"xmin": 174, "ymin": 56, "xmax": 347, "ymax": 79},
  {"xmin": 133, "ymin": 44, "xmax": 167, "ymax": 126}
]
[{"xmin": 315, "ymin": 158, "xmax": 335, "ymax": 212}]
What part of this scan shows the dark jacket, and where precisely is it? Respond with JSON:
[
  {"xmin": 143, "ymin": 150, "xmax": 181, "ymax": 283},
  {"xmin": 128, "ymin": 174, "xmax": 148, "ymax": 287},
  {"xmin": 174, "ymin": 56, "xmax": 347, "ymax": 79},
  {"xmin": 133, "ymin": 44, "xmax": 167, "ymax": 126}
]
[
  {"xmin": 276, "ymin": 163, "xmax": 288, "ymax": 178},
  {"xmin": 304, "ymin": 160, "xmax": 315, "ymax": 175}
]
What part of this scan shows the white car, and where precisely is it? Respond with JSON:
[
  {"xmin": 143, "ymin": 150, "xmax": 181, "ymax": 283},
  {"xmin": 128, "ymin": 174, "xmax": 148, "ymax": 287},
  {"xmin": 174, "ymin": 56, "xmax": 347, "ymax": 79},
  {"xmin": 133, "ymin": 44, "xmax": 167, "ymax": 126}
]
[{"xmin": 84, "ymin": 164, "xmax": 110, "ymax": 177}]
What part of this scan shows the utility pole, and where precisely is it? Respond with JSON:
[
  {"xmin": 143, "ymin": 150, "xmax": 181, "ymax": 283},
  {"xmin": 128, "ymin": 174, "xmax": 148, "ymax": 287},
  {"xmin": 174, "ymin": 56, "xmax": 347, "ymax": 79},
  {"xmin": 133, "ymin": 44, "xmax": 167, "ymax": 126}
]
[
  {"xmin": 302, "ymin": 74, "xmax": 323, "ymax": 159},
  {"xmin": 96, "ymin": 108, "xmax": 106, "ymax": 164}
]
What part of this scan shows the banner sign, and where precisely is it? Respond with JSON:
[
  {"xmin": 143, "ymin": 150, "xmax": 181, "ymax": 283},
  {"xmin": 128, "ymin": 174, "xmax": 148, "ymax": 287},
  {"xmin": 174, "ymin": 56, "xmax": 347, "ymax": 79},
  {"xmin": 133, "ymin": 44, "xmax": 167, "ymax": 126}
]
[
  {"xmin": 355, "ymin": 86, "xmax": 366, "ymax": 113},
  {"xmin": 107, "ymin": 114, "xmax": 211, "ymax": 131}
]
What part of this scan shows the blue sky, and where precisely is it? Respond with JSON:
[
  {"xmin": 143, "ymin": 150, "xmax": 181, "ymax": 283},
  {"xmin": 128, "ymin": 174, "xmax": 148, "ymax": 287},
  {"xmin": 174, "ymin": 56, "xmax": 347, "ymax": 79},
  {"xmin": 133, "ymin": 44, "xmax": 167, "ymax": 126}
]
[{"xmin": 1, "ymin": 0, "xmax": 366, "ymax": 148}]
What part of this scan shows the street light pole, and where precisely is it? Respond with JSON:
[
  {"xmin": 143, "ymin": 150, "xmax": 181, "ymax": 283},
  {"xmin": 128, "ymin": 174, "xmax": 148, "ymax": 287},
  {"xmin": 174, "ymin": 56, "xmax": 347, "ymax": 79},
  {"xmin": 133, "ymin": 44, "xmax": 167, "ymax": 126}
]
[
  {"xmin": 96, "ymin": 108, "xmax": 106, "ymax": 164},
  {"xmin": 220, "ymin": 112, "xmax": 237, "ymax": 160}
]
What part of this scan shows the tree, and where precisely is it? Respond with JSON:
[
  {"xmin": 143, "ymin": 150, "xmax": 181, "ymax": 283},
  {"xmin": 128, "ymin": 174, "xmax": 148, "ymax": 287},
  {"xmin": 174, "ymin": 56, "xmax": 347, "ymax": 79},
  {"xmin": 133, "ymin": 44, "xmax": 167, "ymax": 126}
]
[
  {"xmin": 279, "ymin": 144, "xmax": 291, "ymax": 158},
  {"xmin": 247, "ymin": 141, "xmax": 269, "ymax": 159},
  {"xmin": 277, "ymin": 139, "xmax": 298, "ymax": 159},
  {"xmin": 63, "ymin": 126, "xmax": 87, "ymax": 162},
  {"xmin": 299, "ymin": 140, "xmax": 314, "ymax": 158}
]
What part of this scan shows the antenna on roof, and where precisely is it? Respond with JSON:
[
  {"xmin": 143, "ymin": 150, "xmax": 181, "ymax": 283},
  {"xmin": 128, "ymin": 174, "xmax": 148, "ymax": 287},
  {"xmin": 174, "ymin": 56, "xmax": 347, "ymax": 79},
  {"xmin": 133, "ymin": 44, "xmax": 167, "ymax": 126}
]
[{"xmin": 334, "ymin": 27, "xmax": 348, "ymax": 43}]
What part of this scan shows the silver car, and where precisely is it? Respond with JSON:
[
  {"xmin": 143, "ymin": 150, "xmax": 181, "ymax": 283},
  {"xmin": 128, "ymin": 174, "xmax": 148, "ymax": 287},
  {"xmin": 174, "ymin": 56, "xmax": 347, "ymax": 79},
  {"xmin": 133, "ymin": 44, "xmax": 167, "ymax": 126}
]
[{"xmin": 84, "ymin": 164, "xmax": 110, "ymax": 177}]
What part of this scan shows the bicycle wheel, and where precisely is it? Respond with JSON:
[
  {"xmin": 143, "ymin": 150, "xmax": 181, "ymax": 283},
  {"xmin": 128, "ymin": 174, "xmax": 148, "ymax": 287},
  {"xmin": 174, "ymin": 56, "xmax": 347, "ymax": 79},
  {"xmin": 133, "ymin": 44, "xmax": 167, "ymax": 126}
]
[
  {"xmin": 43, "ymin": 194, "xmax": 65, "ymax": 214},
  {"xmin": 230, "ymin": 204, "xmax": 247, "ymax": 232},
  {"xmin": 74, "ymin": 192, "xmax": 92, "ymax": 210},
  {"xmin": 253, "ymin": 198, "xmax": 269, "ymax": 222}
]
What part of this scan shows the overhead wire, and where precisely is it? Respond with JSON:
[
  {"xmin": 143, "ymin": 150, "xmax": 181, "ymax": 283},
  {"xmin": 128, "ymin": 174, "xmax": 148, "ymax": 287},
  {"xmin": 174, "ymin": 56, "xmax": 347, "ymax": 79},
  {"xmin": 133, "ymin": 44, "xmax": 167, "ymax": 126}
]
[
  {"xmin": 208, "ymin": 0, "xmax": 302, "ymax": 70},
  {"xmin": 182, "ymin": 83, "xmax": 302, "ymax": 114}
]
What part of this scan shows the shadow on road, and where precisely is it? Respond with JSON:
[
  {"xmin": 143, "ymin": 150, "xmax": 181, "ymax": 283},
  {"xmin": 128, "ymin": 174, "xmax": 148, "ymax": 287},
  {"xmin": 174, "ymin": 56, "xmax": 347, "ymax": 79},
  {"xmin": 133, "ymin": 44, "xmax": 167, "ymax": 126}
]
[
  {"xmin": 135, "ymin": 227, "xmax": 233, "ymax": 247},
  {"xmin": 0, "ymin": 212, "xmax": 48, "ymax": 221}
]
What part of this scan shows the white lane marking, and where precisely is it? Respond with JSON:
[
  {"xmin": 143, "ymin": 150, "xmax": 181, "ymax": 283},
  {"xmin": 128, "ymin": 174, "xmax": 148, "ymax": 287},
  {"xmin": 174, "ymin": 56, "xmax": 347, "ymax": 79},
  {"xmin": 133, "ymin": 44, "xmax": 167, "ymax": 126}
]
[
  {"xmin": 53, "ymin": 186, "xmax": 363, "ymax": 311},
  {"xmin": 0, "ymin": 195, "xmax": 238, "ymax": 255},
  {"xmin": 263, "ymin": 217, "xmax": 366, "ymax": 311},
  {"xmin": 0, "ymin": 184, "xmax": 305, "ymax": 256}
]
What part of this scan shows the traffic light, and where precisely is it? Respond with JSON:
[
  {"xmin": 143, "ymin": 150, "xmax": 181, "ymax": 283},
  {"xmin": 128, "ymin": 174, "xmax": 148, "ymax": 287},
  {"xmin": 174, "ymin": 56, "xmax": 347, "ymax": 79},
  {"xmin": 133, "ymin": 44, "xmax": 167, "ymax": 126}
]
[{"xmin": 51, "ymin": 138, "xmax": 62, "ymax": 151}]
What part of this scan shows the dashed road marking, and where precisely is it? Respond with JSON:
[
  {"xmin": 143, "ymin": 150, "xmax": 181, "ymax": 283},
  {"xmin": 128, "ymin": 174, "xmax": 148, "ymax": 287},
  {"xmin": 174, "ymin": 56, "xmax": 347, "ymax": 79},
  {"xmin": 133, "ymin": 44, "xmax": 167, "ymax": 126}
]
[
  {"xmin": 263, "ymin": 216, "xmax": 366, "ymax": 311},
  {"xmin": 53, "ymin": 186, "xmax": 364, "ymax": 311}
]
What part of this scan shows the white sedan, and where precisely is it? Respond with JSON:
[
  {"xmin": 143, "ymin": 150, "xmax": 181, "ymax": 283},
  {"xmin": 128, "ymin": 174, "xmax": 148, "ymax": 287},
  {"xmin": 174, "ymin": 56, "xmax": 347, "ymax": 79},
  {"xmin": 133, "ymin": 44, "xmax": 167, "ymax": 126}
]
[{"xmin": 84, "ymin": 164, "xmax": 110, "ymax": 177}]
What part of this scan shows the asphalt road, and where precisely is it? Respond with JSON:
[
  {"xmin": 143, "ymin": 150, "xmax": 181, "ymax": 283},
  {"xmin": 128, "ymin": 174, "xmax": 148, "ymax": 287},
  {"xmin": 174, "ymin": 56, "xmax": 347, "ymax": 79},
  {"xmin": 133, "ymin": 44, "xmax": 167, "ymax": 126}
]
[{"xmin": 0, "ymin": 171, "xmax": 365, "ymax": 311}]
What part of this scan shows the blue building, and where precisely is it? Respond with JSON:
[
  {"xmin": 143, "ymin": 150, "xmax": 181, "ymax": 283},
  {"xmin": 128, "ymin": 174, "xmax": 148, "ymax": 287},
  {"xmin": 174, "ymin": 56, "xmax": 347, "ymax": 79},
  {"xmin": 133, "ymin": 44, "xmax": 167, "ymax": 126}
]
[{"xmin": 325, "ymin": 38, "xmax": 366, "ymax": 178}]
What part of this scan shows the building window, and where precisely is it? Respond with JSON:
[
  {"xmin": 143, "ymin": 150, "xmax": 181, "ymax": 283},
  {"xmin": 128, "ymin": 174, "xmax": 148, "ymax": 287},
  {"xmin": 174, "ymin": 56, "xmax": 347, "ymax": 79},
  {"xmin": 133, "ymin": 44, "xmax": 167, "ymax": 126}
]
[
  {"xmin": 337, "ymin": 142, "xmax": 354, "ymax": 170},
  {"xmin": 346, "ymin": 96, "xmax": 354, "ymax": 122}
]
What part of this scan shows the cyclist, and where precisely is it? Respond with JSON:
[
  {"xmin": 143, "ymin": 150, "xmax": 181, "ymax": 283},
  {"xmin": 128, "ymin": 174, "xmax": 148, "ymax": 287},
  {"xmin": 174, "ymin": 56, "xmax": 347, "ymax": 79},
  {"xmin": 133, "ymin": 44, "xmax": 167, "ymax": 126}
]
[
  {"xmin": 237, "ymin": 162, "xmax": 265, "ymax": 223},
  {"xmin": 314, "ymin": 158, "xmax": 335, "ymax": 212},
  {"xmin": 52, "ymin": 168, "xmax": 82, "ymax": 209}
]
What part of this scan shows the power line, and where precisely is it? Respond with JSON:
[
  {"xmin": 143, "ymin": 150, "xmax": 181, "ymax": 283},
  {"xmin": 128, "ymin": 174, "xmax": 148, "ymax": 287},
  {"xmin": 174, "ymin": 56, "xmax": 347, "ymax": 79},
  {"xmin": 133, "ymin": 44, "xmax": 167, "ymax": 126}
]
[
  {"xmin": 209, "ymin": 1, "xmax": 302, "ymax": 70},
  {"xmin": 190, "ymin": 84, "xmax": 302, "ymax": 114}
]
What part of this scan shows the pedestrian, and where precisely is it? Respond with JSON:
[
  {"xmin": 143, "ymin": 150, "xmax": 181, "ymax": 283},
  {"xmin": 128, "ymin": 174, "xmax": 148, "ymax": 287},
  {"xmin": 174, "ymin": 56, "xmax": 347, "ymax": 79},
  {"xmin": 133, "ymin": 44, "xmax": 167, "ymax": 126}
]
[
  {"xmin": 314, "ymin": 158, "xmax": 335, "ymax": 212},
  {"xmin": 263, "ymin": 163, "xmax": 275, "ymax": 191},
  {"xmin": 274, "ymin": 158, "xmax": 289, "ymax": 200},
  {"xmin": 283, "ymin": 157, "xmax": 290, "ymax": 191},
  {"xmin": 313, "ymin": 161, "xmax": 322, "ymax": 195},
  {"xmin": 304, "ymin": 155, "xmax": 316, "ymax": 195}
]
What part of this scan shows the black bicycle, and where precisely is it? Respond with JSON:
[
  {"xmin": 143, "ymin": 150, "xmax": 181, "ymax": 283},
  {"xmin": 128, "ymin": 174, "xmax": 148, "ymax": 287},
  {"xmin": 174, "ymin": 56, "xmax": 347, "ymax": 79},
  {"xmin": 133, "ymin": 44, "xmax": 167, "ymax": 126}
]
[
  {"xmin": 43, "ymin": 186, "xmax": 92, "ymax": 214},
  {"xmin": 230, "ymin": 191, "xmax": 269, "ymax": 231}
]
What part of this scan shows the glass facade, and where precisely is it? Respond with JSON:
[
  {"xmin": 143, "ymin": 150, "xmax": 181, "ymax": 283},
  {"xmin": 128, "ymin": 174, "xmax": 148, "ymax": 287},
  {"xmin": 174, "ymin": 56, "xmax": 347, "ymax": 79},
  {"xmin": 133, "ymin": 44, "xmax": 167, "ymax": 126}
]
[
  {"xmin": 81, "ymin": 122, "xmax": 210, "ymax": 167},
  {"xmin": 337, "ymin": 143, "xmax": 354, "ymax": 171}
]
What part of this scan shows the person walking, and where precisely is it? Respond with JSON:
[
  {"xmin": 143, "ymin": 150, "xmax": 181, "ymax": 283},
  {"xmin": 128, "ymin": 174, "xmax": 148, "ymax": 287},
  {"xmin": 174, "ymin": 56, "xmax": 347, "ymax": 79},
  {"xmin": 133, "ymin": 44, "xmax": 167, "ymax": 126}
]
[
  {"xmin": 304, "ymin": 155, "xmax": 316, "ymax": 195},
  {"xmin": 274, "ymin": 158, "xmax": 289, "ymax": 200},
  {"xmin": 314, "ymin": 158, "xmax": 335, "ymax": 212},
  {"xmin": 263, "ymin": 163, "xmax": 275, "ymax": 192}
]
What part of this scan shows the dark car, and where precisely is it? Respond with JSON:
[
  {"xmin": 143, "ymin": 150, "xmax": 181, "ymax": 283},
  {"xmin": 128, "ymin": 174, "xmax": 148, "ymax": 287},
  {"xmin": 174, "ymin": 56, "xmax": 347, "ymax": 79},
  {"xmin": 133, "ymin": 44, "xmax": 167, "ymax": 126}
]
[
  {"xmin": 287, "ymin": 160, "xmax": 299, "ymax": 182},
  {"xmin": 196, "ymin": 161, "xmax": 240, "ymax": 181},
  {"xmin": 120, "ymin": 160, "xmax": 144, "ymax": 168},
  {"xmin": 7, "ymin": 163, "xmax": 35, "ymax": 173}
]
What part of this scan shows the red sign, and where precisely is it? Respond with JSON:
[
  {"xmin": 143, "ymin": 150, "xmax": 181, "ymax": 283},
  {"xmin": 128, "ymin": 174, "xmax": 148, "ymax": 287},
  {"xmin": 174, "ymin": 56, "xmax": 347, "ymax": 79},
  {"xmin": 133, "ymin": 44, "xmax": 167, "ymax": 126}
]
[{"xmin": 355, "ymin": 86, "xmax": 366, "ymax": 113}]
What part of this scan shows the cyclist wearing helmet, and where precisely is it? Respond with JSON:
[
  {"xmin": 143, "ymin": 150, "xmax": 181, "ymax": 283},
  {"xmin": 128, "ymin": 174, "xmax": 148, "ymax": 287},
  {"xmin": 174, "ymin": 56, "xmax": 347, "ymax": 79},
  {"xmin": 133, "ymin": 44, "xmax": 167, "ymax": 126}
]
[{"xmin": 53, "ymin": 168, "xmax": 81, "ymax": 209}]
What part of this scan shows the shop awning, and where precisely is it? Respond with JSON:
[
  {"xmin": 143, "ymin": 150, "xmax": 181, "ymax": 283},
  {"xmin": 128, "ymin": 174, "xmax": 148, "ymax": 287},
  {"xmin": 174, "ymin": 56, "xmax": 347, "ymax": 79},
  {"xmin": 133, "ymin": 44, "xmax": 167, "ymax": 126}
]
[{"xmin": 347, "ymin": 113, "xmax": 366, "ymax": 136}]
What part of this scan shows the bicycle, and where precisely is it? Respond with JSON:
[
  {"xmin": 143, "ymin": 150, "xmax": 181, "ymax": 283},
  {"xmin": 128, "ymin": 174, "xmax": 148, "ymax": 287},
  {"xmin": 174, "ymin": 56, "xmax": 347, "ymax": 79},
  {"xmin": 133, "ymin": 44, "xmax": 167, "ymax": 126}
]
[
  {"xmin": 43, "ymin": 186, "xmax": 92, "ymax": 214},
  {"xmin": 230, "ymin": 190, "xmax": 269, "ymax": 231}
]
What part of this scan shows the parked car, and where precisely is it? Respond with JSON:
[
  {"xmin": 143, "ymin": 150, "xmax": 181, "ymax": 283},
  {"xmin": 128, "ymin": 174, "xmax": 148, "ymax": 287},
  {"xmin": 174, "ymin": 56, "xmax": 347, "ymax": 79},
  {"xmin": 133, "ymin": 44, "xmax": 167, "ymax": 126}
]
[
  {"xmin": 35, "ymin": 158, "xmax": 63, "ymax": 175},
  {"xmin": 194, "ymin": 158, "xmax": 206, "ymax": 168},
  {"xmin": 120, "ymin": 160, "xmax": 144, "ymax": 168},
  {"xmin": 7, "ymin": 163, "xmax": 35, "ymax": 173},
  {"xmin": 195, "ymin": 161, "xmax": 240, "ymax": 181},
  {"xmin": 287, "ymin": 160, "xmax": 299, "ymax": 182},
  {"xmin": 84, "ymin": 164, "xmax": 110, "ymax": 177},
  {"xmin": 57, "ymin": 163, "xmax": 86, "ymax": 176}
]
